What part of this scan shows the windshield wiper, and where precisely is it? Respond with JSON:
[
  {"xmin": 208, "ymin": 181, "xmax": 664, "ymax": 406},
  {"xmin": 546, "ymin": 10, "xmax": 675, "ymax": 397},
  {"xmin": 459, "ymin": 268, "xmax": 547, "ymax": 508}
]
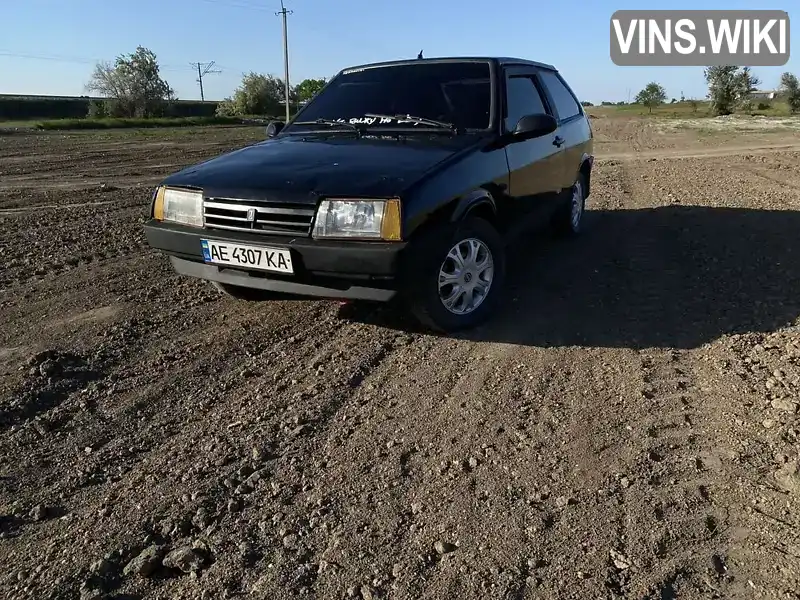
[
  {"xmin": 364, "ymin": 113, "xmax": 461, "ymax": 133},
  {"xmin": 291, "ymin": 119, "xmax": 364, "ymax": 136}
]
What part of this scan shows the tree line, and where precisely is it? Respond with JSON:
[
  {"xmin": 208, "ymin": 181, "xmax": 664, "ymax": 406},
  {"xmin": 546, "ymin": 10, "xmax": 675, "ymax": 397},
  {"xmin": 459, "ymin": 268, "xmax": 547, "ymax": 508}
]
[
  {"xmin": 632, "ymin": 67, "xmax": 800, "ymax": 115},
  {"xmin": 85, "ymin": 46, "xmax": 328, "ymax": 119},
  {"xmin": 79, "ymin": 46, "xmax": 800, "ymax": 120}
]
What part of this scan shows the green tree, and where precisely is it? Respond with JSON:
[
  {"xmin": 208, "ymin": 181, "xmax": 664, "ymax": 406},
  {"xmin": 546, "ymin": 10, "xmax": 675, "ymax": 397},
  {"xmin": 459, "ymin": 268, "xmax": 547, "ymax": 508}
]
[
  {"xmin": 85, "ymin": 46, "xmax": 174, "ymax": 118},
  {"xmin": 779, "ymin": 72, "xmax": 800, "ymax": 114},
  {"xmin": 634, "ymin": 82, "xmax": 667, "ymax": 113},
  {"xmin": 704, "ymin": 66, "xmax": 761, "ymax": 115},
  {"xmin": 294, "ymin": 78, "xmax": 327, "ymax": 102},
  {"xmin": 87, "ymin": 99, "xmax": 109, "ymax": 118},
  {"xmin": 216, "ymin": 72, "xmax": 286, "ymax": 117}
]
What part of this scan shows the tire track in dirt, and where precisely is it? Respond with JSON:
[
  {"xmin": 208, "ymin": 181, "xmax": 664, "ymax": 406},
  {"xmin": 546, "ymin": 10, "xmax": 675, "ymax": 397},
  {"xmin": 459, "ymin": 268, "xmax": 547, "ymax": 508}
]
[
  {"xmin": 605, "ymin": 157, "xmax": 762, "ymax": 598},
  {"xmin": 694, "ymin": 332, "xmax": 800, "ymax": 599},
  {"xmin": 121, "ymin": 314, "xmax": 418, "ymax": 597},
  {"xmin": 0, "ymin": 200, "xmax": 117, "ymax": 215},
  {"xmin": 493, "ymin": 156, "xmax": 733, "ymax": 598},
  {"xmin": 623, "ymin": 350, "xmax": 728, "ymax": 599},
  {"xmin": 756, "ymin": 151, "xmax": 800, "ymax": 171},
  {"xmin": 0, "ymin": 277, "xmax": 364, "ymax": 596},
  {"xmin": 603, "ymin": 142, "xmax": 800, "ymax": 162},
  {"xmin": 1, "ymin": 264, "xmax": 430, "ymax": 597},
  {"xmin": 256, "ymin": 322, "xmax": 527, "ymax": 598},
  {"xmin": 4, "ymin": 121, "xmax": 800, "ymax": 599},
  {"xmin": 734, "ymin": 163, "xmax": 800, "ymax": 196},
  {"xmin": 0, "ymin": 128, "xmax": 264, "ymax": 193},
  {"xmin": 274, "ymin": 158, "xmax": 692, "ymax": 598},
  {"xmin": 0, "ymin": 192, "xmax": 153, "ymax": 288}
]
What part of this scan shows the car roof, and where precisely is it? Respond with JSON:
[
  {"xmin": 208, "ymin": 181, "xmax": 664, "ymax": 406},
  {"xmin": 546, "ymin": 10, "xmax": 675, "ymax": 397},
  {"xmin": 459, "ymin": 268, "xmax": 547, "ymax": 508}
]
[{"xmin": 341, "ymin": 56, "xmax": 557, "ymax": 73}]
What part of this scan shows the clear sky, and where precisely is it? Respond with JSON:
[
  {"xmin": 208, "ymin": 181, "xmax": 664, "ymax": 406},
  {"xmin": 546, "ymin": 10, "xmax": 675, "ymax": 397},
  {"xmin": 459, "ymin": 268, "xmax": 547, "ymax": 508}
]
[{"xmin": 1, "ymin": 0, "xmax": 796, "ymax": 104}]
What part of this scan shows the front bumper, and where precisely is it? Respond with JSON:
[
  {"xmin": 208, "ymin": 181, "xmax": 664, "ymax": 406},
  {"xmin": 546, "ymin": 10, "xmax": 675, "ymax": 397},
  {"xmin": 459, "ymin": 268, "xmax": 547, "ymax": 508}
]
[{"xmin": 144, "ymin": 220, "xmax": 406, "ymax": 302}]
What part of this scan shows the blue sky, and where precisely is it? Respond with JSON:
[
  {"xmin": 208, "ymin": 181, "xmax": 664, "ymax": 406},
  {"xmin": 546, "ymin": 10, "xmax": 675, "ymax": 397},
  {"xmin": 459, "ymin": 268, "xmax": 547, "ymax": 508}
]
[{"xmin": 1, "ymin": 0, "xmax": 796, "ymax": 104}]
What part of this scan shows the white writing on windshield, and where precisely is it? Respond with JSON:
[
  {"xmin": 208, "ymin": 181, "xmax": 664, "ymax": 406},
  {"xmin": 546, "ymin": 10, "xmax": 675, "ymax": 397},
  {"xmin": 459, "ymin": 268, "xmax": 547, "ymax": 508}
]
[{"xmin": 332, "ymin": 117, "xmax": 423, "ymax": 126}]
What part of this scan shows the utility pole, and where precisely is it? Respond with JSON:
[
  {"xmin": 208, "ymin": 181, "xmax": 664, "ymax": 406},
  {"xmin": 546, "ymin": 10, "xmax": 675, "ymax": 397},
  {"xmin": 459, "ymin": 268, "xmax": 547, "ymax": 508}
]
[
  {"xmin": 276, "ymin": 0, "xmax": 293, "ymax": 122},
  {"xmin": 190, "ymin": 61, "xmax": 221, "ymax": 101}
]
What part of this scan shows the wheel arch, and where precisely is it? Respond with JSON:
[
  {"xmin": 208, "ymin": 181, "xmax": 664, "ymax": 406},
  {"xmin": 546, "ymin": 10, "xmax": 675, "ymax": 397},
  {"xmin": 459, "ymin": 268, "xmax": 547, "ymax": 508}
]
[
  {"xmin": 449, "ymin": 189, "xmax": 498, "ymax": 224},
  {"xmin": 578, "ymin": 153, "xmax": 593, "ymax": 196},
  {"xmin": 402, "ymin": 186, "xmax": 501, "ymax": 248}
]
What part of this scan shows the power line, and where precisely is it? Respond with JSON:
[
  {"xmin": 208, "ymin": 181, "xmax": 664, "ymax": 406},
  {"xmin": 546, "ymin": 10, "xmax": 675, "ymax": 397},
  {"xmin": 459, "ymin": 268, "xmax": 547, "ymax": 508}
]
[
  {"xmin": 198, "ymin": 0, "xmax": 270, "ymax": 10},
  {"xmin": 276, "ymin": 0, "xmax": 293, "ymax": 122},
  {"xmin": 0, "ymin": 51, "xmax": 96, "ymax": 65},
  {"xmin": 199, "ymin": 0, "xmax": 396, "ymax": 55},
  {"xmin": 190, "ymin": 61, "xmax": 222, "ymax": 101},
  {"xmin": 0, "ymin": 50, "xmax": 188, "ymax": 72}
]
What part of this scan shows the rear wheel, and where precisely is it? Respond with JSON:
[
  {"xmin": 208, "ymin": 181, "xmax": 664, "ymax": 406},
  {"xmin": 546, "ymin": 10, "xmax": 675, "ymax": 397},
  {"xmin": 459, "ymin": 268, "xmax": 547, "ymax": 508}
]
[
  {"xmin": 552, "ymin": 172, "xmax": 587, "ymax": 236},
  {"xmin": 405, "ymin": 217, "xmax": 506, "ymax": 332}
]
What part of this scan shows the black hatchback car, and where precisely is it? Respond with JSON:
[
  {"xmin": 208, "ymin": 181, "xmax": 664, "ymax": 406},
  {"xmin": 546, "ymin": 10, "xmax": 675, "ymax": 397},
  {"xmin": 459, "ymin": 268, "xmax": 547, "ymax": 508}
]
[{"xmin": 144, "ymin": 56, "xmax": 594, "ymax": 332}]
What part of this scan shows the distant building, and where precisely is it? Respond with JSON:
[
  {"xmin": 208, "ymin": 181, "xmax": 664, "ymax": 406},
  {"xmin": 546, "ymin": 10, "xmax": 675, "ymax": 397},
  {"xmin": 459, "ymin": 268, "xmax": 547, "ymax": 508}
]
[{"xmin": 749, "ymin": 90, "xmax": 779, "ymax": 100}]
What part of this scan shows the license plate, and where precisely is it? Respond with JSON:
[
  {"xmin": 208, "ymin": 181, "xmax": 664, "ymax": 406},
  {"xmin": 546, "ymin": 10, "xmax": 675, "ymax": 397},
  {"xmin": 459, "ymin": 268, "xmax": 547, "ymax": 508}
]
[{"xmin": 201, "ymin": 239, "xmax": 294, "ymax": 274}]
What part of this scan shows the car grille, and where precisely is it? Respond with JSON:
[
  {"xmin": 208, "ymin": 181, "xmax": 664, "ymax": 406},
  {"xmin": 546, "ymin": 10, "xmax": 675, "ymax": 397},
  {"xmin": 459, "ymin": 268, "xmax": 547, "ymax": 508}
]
[{"xmin": 203, "ymin": 197, "xmax": 316, "ymax": 236}]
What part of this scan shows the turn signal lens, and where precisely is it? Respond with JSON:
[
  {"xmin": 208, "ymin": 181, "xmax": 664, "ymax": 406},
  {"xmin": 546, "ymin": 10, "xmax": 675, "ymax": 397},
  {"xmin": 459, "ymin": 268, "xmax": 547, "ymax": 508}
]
[
  {"xmin": 153, "ymin": 187, "xmax": 165, "ymax": 220},
  {"xmin": 380, "ymin": 199, "xmax": 402, "ymax": 241}
]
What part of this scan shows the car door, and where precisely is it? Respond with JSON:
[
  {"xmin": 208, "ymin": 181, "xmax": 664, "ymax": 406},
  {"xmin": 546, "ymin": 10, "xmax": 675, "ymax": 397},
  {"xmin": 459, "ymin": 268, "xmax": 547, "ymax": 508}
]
[
  {"xmin": 537, "ymin": 69, "xmax": 591, "ymax": 193},
  {"xmin": 502, "ymin": 66, "xmax": 565, "ymax": 233}
]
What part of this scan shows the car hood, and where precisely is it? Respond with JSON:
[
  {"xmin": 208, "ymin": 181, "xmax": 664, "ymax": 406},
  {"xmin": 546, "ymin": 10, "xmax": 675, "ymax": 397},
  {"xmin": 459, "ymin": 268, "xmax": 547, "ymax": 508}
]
[{"xmin": 161, "ymin": 133, "xmax": 483, "ymax": 202}]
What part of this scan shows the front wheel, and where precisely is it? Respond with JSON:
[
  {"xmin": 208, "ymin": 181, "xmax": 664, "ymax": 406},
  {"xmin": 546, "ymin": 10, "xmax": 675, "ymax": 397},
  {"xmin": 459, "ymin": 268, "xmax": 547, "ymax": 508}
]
[{"xmin": 404, "ymin": 217, "xmax": 506, "ymax": 333}]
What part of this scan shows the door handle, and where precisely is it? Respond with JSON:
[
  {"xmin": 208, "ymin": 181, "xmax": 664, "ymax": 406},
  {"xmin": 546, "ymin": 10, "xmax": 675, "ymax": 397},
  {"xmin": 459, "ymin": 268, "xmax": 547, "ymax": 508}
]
[{"xmin": 553, "ymin": 136, "xmax": 565, "ymax": 147}]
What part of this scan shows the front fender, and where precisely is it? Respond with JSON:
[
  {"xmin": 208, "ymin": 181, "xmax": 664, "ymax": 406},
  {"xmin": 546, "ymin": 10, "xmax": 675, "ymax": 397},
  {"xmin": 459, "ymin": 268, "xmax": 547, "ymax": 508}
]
[
  {"xmin": 401, "ymin": 143, "xmax": 510, "ymax": 238},
  {"xmin": 449, "ymin": 190, "xmax": 497, "ymax": 222}
]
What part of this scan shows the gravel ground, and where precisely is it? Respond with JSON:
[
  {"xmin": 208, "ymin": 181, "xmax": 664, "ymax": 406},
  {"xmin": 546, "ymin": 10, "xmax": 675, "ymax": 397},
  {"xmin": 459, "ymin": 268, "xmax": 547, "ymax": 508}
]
[{"xmin": 1, "ymin": 118, "xmax": 800, "ymax": 600}]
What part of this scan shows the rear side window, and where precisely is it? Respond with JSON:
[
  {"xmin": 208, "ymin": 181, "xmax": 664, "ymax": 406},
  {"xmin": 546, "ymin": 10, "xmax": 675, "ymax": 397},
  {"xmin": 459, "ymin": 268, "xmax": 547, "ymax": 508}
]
[
  {"xmin": 505, "ymin": 75, "xmax": 547, "ymax": 132},
  {"xmin": 539, "ymin": 71, "xmax": 581, "ymax": 121}
]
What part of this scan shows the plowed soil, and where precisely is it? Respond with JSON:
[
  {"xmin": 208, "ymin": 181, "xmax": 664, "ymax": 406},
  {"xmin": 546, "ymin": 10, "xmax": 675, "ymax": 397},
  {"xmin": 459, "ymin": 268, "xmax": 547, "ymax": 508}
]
[{"xmin": 2, "ymin": 117, "xmax": 800, "ymax": 600}]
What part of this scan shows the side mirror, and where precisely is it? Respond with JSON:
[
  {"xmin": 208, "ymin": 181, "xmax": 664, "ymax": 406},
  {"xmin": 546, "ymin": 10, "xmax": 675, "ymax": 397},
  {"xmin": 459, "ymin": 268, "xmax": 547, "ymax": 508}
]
[
  {"xmin": 512, "ymin": 113, "xmax": 557, "ymax": 140},
  {"xmin": 266, "ymin": 121, "xmax": 285, "ymax": 138}
]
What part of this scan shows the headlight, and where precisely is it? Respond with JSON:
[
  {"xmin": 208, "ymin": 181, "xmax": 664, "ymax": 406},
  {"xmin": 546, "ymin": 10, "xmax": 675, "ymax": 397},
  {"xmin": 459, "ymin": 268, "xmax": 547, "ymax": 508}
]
[
  {"xmin": 312, "ymin": 198, "xmax": 401, "ymax": 241},
  {"xmin": 152, "ymin": 186, "xmax": 203, "ymax": 227}
]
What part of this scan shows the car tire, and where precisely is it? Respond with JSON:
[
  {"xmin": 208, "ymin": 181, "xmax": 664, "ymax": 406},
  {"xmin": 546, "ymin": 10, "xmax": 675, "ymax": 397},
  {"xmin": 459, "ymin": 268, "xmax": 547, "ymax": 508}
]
[
  {"xmin": 552, "ymin": 172, "xmax": 588, "ymax": 236},
  {"xmin": 212, "ymin": 281, "xmax": 276, "ymax": 301},
  {"xmin": 404, "ymin": 216, "xmax": 506, "ymax": 333}
]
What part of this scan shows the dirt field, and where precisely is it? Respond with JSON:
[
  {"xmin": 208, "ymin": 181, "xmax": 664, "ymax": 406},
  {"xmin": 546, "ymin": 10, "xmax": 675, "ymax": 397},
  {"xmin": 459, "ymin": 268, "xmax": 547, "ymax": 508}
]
[{"xmin": 2, "ymin": 117, "xmax": 800, "ymax": 600}]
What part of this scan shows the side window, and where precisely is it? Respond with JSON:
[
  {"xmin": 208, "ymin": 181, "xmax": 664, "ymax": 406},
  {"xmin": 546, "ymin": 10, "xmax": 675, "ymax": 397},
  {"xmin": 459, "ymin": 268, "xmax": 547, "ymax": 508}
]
[
  {"xmin": 504, "ymin": 75, "xmax": 547, "ymax": 132},
  {"xmin": 539, "ymin": 71, "xmax": 581, "ymax": 121}
]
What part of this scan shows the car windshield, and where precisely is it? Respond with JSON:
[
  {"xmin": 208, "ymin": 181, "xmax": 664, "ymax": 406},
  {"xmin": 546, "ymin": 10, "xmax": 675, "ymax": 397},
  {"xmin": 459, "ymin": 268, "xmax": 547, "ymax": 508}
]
[{"xmin": 285, "ymin": 61, "xmax": 492, "ymax": 132}]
